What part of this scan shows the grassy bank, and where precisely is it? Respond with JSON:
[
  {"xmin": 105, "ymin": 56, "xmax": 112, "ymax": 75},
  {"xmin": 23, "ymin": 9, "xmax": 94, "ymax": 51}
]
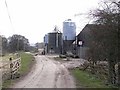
[
  {"xmin": 71, "ymin": 68, "xmax": 116, "ymax": 88},
  {"xmin": 2, "ymin": 52, "xmax": 35, "ymax": 88},
  {"xmin": 19, "ymin": 52, "xmax": 35, "ymax": 75}
]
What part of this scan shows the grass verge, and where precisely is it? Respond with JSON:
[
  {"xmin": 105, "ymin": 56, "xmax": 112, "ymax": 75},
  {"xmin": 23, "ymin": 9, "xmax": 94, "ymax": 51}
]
[
  {"xmin": 19, "ymin": 52, "xmax": 35, "ymax": 75},
  {"xmin": 2, "ymin": 52, "xmax": 35, "ymax": 88},
  {"xmin": 54, "ymin": 57, "xmax": 63, "ymax": 61},
  {"xmin": 70, "ymin": 68, "xmax": 118, "ymax": 88}
]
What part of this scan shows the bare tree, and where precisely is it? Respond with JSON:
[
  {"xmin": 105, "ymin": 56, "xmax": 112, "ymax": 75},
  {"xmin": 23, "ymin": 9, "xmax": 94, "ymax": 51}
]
[{"xmin": 89, "ymin": 0, "xmax": 119, "ymax": 85}]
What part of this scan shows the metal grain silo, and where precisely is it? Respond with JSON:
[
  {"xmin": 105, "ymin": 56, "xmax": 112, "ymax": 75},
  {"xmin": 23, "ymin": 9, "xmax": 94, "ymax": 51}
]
[
  {"xmin": 43, "ymin": 34, "xmax": 49, "ymax": 54},
  {"xmin": 48, "ymin": 31, "xmax": 62, "ymax": 54},
  {"xmin": 62, "ymin": 19, "xmax": 76, "ymax": 54},
  {"xmin": 44, "ymin": 26, "xmax": 63, "ymax": 54},
  {"xmin": 63, "ymin": 19, "xmax": 76, "ymax": 40},
  {"xmin": 44, "ymin": 34, "xmax": 48, "ymax": 44}
]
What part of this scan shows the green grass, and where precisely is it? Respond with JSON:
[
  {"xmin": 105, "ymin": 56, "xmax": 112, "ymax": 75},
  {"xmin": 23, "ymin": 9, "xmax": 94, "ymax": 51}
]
[
  {"xmin": 19, "ymin": 52, "xmax": 34, "ymax": 75},
  {"xmin": 2, "ymin": 52, "xmax": 35, "ymax": 88},
  {"xmin": 54, "ymin": 57, "xmax": 62, "ymax": 61},
  {"xmin": 71, "ymin": 68, "xmax": 111, "ymax": 88},
  {"xmin": 2, "ymin": 79, "xmax": 13, "ymax": 88}
]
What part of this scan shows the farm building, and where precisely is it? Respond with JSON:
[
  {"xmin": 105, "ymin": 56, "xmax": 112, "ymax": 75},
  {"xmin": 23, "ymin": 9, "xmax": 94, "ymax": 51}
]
[{"xmin": 76, "ymin": 24, "xmax": 104, "ymax": 59}]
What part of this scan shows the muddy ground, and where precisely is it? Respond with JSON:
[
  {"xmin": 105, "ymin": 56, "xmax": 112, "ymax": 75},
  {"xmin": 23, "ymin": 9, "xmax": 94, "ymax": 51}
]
[{"xmin": 12, "ymin": 55, "xmax": 85, "ymax": 88}]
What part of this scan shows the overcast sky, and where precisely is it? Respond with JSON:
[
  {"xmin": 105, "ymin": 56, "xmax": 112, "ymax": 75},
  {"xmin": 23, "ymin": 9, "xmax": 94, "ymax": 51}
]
[{"xmin": 0, "ymin": 0, "xmax": 100, "ymax": 44}]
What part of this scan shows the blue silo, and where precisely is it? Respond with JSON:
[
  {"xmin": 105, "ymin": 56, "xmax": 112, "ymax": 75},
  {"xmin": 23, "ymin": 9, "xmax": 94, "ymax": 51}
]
[
  {"xmin": 63, "ymin": 19, "xmax": 76, "ymax": 40},
  {"xmin": 62, "ymin": 19, "xmax": 76, "ymax": 54},
  {"xmin": 44, "ymin": 34, "xmax": 49, "ymax": 54},
  {"xmin": 44, "ymin": 34, "xmax": 48, "ymax": 44}
]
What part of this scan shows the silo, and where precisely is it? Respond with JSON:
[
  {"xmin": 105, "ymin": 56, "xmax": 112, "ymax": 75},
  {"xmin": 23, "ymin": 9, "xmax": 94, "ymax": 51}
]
[
  {"xmin": 44, "ymin": 34, "xmax": 48, "ymax": 44},
  {"xmin": 44, "ymin": 34, "xmax": 49, "ymax": 54},
  {"xmin": 63, "ymin": 19, "xmax": 76, "ymax": 40},
  {"xmin": 63, "ymin": 19, "xmax": 76, "ymax": 54},
  {"xmin": 48, "ymin": 32, "xmax": 62, "ymax": 54}
]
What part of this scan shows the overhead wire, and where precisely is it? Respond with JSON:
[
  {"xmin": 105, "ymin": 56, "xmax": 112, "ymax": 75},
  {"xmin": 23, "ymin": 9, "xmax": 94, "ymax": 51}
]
[
  {"xmin": 4, "ymin": 0, "xmax": 15, "ymax": 34},
  {"xmin": 4, "ymin": 0, "xmax": 20, "ymax": 52}
]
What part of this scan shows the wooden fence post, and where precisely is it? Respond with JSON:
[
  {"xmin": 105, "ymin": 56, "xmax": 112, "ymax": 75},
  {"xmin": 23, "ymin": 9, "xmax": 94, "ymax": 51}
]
[{"xmin": 9, "ymin": 57, "xmax": 13, "ymax": 79}]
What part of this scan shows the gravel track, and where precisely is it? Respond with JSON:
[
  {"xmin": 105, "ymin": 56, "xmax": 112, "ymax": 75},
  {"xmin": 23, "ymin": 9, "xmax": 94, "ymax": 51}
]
[{"xmin": 12, "ymin": 55, "xmax": 76, "ymax": 88}]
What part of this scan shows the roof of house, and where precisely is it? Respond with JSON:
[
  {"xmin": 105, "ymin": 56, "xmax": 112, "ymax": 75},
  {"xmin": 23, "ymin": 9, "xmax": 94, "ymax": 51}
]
[{"xmin": 77, "ymin": 24, "xmax": 105, "ymax": 37}]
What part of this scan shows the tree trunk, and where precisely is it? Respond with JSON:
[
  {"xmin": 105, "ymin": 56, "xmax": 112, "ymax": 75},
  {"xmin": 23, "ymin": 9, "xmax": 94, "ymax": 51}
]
[
  {"xmin": 108, "ymin": 60, "xmax": 116, "ymax": 85},
  {"xmin": 118, "ymin": 62, "xmax": 120, "ymax": 86}
]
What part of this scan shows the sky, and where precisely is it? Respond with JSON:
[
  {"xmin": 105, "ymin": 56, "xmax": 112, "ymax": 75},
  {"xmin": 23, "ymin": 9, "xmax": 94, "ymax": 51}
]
[{"xmin": 0, "ymin": 0, "xmax": 100, "ymax": 44}]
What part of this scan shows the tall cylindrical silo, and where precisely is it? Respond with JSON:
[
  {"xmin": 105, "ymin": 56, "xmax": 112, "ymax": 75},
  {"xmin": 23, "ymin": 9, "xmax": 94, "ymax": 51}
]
[
  {"xmin": 62, "ymin": 19, "xmax": 76, "ymax": 54},
  {"xmin": 44, "ymin": 34, "xmax": 49, "ymax": 54},
  {"xmin": 63, "ymin": 19, "xmax": 76, "ymax": 40},
  {"xmin": 44, "ymin": 34, "xmax": 48, "ymax": 44},
  {"xmin": 48, "ymin": 32, "xmax": 62, "ymax": 54}
]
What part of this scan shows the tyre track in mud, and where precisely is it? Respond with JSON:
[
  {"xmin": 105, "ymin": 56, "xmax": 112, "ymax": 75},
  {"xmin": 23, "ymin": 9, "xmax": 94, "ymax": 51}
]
[{"xmin": 12, "ymin": 55, "xmax": 76, "ymax": 88}]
